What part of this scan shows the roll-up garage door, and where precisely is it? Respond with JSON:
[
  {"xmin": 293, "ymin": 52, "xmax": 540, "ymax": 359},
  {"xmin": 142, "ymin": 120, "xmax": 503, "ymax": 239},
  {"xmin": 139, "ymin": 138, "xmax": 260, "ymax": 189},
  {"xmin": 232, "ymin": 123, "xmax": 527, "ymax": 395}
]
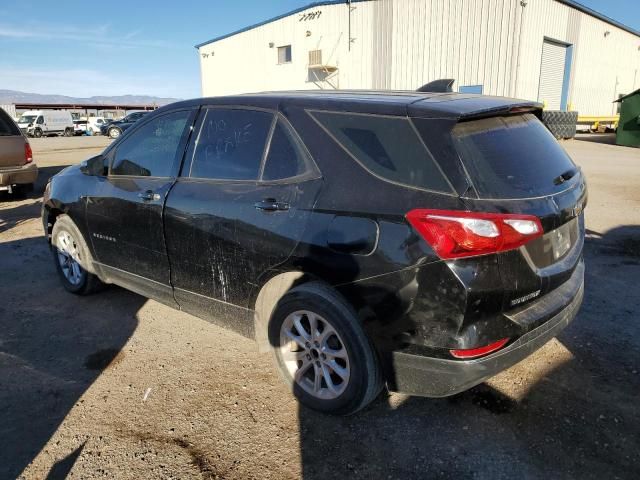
[{"xmin": 538, "ymin": 40, "xmax": 568, "ymax": 110}]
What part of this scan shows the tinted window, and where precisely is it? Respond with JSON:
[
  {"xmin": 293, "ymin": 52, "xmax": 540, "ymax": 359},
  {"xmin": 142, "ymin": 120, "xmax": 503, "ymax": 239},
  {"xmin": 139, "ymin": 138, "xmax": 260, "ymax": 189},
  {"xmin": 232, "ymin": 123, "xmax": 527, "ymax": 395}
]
[
  {"xmin": 189, "ymin": 108, "xmax": 273, "ymax": 180},
  {"xmin": 262, "ymin": 119, "xmax": 308, "ymax": 180},
  {"xmin": 111, "ymin": 110, "xmax": 190, "ymax": 177},
  {"xmin": 311, "ymin": 111, "xmax": 452, "ymax": 192},
  {"xmin": 0, "ymin": 109, "xmax": 20, "ymax": 136},
  {"xmin": 451, "ymin": 114, "xmax": 577, "ymax": 198}
]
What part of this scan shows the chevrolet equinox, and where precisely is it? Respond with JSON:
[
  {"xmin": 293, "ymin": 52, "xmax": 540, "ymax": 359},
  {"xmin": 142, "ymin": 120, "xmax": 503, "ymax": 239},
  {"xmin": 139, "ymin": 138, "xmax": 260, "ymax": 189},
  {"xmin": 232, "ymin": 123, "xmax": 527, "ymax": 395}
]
[{"xmin": 43, "ymin": 91, "xmax": 586, "ymax": 415}]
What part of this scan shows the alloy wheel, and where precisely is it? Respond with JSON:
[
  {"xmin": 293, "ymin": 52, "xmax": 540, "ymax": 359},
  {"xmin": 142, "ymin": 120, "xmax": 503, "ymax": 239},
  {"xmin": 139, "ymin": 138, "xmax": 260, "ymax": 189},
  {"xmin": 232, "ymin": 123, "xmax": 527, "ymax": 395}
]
[
  {"xmin": 56, "ymin": 231, "xmax": 83, "ymax": 285},
  {"xmin": 279, "ymin": 310, "xmax": 351, "ymax": 400}
]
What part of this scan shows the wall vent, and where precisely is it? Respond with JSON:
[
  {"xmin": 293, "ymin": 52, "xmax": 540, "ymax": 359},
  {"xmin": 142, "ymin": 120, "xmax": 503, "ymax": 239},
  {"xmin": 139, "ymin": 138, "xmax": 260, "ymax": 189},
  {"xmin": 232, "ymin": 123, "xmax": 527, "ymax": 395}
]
[{"xmin": 308, "ymin": 49, "xmax": 322, "ymax": 66}]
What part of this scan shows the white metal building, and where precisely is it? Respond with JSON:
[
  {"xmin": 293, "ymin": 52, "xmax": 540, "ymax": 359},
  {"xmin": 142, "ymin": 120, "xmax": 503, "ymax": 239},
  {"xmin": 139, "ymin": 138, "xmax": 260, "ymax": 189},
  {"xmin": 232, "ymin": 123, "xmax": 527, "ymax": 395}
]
[{"xmin": 196, "ymin": 0, "xmax": 640, "ymax": 116}]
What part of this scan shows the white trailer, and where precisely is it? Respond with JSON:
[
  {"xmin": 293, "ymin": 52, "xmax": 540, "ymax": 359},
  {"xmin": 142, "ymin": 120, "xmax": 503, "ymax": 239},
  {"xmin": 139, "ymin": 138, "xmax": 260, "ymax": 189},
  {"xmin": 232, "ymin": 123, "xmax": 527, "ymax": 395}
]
[{"xmin": 0, "ymin": 104, "xmax": 17, "ymax": 121}]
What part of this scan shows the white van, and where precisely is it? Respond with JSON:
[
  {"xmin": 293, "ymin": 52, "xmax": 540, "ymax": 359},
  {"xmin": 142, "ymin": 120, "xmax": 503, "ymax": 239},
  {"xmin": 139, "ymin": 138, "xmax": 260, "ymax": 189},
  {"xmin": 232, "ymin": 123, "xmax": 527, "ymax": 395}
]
[
  {"xmin": 17, "ymin": 110, "xmax": 74, "ymax": 138},
  {"xmin": 86, "ymin": 116, "xmax": 107, "ymax": 135}
]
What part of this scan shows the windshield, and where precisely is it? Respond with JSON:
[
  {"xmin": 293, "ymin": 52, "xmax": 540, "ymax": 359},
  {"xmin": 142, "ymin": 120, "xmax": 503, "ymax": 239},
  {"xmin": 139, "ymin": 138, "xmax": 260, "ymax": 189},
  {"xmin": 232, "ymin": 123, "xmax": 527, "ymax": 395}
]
[
  {"xmin": 18, "ymin": 115, "xmax": 37, "ymax": 124},
  {"xmin": 451, "ymin": 113, "xmax": 577, "ymax": 199}
]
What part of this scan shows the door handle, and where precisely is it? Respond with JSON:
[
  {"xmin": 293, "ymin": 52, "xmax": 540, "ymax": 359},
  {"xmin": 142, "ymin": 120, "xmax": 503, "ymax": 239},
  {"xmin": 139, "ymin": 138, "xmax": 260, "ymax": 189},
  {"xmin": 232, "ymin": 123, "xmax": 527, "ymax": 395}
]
[
  {"xmin": 254, "ymin": 198, "xmax": 290, "ymax": 212},
  {"xmin": 138, "ymin": 190, "xmax": 160, "ymax": 201}
]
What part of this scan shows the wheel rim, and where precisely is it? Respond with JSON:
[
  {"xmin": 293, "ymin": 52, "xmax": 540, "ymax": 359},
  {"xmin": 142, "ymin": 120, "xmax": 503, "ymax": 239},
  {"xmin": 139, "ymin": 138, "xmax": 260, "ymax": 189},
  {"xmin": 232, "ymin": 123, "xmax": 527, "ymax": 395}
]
[
  {"xmin": 279, "ymin": 310, "xmax": 350, "ymax": 400},
  {"xmin": 56, "ymin": 231, "xmax": 83, "ymax": 285},
  {"xmin": 110, "ymin": 129, "xmax": 120, "ymax": 138}
]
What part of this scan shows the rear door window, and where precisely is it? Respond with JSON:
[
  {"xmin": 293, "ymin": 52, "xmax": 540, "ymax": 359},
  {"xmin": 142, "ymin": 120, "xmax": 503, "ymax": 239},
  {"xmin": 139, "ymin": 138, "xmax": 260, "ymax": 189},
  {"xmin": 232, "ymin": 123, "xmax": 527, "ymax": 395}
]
[
  {"xmin": 188, "ymin": 108, "xmax": 273, "ymax": 180},
  {"xmin": 310, "ymin": 111, "xmax": 452, "ymax": 192},
  {"xmin": 0, "ymin": 110, "xmax": 20, "ymax": 136},
  {"xmin": 451, "ymin": 113, "xmax": 577, "ymax": 199}
]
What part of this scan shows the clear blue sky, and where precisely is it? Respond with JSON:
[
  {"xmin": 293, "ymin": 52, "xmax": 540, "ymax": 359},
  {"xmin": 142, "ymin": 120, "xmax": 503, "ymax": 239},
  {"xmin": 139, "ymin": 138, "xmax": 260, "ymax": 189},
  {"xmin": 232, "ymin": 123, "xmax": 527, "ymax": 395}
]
[{"xmin": 0, "ymin": 0, "xmax": 638, "ymax": 99}]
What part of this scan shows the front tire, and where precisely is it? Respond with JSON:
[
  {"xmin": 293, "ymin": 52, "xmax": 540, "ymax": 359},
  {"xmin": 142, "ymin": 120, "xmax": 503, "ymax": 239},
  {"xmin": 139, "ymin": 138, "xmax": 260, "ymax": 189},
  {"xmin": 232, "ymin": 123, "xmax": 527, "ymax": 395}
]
[
  {"xmin": 33, "ymin": 128, "xmax": 43, "ymax": 138},
  {"xmin": 269, "ymin": 282, "xmax": 383, "ymax": 415},
  {"xmin": 51, "ymin": 215, "xmax": 103, "ymax": 295},
  {"xmin": 108, "ymin": 127, "xmax": 121, "ymax": 139}
]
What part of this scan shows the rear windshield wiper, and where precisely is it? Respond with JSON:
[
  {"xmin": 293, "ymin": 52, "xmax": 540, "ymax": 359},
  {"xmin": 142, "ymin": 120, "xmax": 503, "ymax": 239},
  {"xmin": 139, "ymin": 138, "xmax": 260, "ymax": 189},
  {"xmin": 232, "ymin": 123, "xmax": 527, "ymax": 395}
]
[{"xmin": 553, "ymin": 167, "xmax": 579, "ymax": 185}]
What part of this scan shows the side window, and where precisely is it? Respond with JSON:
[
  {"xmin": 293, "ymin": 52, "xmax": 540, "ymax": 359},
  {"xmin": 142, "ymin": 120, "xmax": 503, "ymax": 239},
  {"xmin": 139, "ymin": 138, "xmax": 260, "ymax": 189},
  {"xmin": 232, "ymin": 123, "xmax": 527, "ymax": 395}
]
[
  {"xmin": 262, "ymin": 118, "xmax": 309, "ymax": 180},
  {"xmin": 111, "ymin": 110, "xmax": 190, "ymax": 177},
  {"xmin": 310, "ymin": 111, "xmax": 452, "ymax": 193},
  {"xmin": 36, "ymin": 116, "xmax": 44, "ymax": 125},
  {"xmin": 189, "ymin": 108, "xmax": 273, "ymax": 180},
  {"xmin": 277, "ymin": 45, "xmax": 292, "ymax": 64}
]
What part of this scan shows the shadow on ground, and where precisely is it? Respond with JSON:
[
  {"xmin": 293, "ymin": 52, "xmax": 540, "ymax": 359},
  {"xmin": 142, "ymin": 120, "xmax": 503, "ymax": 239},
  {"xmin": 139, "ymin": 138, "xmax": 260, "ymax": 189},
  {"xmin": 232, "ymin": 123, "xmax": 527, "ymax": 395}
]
[
  {"xmin": 0, "ymin": 164, "xmax": 68, "ymax": 201},
  {"xmin": 295, "ymin": 225, "xmax": 640, "ymax": 479},
  {"xmin": 0, "ymin": 232, "xmax": 143, "ymax": 479},
  {"xmin": 0, "ymin": 165, "xmax": 71, "ymax": 235}
]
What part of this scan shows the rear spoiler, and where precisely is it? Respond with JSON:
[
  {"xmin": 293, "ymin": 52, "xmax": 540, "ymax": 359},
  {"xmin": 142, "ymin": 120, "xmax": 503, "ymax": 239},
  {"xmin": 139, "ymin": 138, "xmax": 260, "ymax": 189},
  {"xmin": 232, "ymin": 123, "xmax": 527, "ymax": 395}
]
[{"xmin": 459, "ymin": 103, "xmax": 543, "ymax": 121}]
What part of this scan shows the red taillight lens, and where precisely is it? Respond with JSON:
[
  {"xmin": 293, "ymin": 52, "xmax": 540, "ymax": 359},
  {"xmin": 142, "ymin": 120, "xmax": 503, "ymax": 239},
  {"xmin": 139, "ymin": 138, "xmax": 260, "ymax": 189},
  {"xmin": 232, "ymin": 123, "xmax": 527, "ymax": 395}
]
[
  {"xmin": 406, "ymin": 209, "xmax": 543, "ymax": 259},
  {"xmin": 24, "ymin": 142, "xmax": 33, "ymax": 164},
  {"xmin": 450, "ymin": 338, "xmax": 510, "ymax": 359}
]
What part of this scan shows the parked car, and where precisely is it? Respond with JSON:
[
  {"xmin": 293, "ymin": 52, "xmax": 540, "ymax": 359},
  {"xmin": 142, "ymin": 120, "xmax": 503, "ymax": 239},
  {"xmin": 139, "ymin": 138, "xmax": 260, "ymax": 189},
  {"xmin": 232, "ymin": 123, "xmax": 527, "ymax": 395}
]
[
  {"xmin": 42, "ymin": 91, "xmax": 586, "ymax": 415},
  {"xmin": 86, "ymin": 117, "xmax": 107, "ymax": 135},
  {"xmin": 17, "ymin": 110, "xmax": 74, "ymax": 138},
  {"xmin": 100, "ymin": 111, "xmax": 150, "ymax": 139},
  {"xmin": 73, "ymin": 119, "xmax": 88, "ymax": 136},
  {"xmin": 0, "ymin": 107, "xmax": 37, "ymax": 194}
]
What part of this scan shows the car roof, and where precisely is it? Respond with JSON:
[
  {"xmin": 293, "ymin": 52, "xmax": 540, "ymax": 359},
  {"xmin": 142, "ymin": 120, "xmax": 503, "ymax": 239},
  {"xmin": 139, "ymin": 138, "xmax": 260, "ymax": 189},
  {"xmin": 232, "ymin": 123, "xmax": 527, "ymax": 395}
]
[{"xmin": 159, "ymin": 90, "xmax": 542, "ymax": 119}]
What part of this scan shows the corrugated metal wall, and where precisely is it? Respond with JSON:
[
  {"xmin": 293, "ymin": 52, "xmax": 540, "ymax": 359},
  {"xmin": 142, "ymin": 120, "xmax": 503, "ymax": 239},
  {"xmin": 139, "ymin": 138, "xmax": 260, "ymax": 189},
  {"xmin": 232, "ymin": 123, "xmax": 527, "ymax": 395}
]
[{"xmin": 199, "ymin": 0, "xmax": 640, "ymax": 116}]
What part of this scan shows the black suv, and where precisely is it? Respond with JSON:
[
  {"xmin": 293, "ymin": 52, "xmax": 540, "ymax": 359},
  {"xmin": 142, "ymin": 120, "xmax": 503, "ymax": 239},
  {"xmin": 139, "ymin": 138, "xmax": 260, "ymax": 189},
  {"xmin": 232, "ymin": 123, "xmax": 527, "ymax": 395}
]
[
  {"xmin": 43, "ymin": 91, "xmax": 586, "ymax": 415},
  {"xmin": 101, "ymin": 111, "xmax": 150, "ymax": 139}
]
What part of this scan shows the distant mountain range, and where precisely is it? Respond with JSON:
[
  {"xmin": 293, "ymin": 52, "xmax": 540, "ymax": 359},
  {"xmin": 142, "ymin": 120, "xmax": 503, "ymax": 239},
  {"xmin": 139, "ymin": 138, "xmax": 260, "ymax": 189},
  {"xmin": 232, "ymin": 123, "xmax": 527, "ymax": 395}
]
[{"xmin": 0, "ymin": 89, "xmax": 180, "ymax": 106}]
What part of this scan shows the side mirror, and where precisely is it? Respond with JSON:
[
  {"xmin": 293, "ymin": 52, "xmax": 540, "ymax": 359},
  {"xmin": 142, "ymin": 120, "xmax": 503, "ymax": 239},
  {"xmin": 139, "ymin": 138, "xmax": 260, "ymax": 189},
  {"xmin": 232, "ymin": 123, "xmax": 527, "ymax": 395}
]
[{"xmin": 80, "ymin": 155, "xmax": 107, "ymax": 176}]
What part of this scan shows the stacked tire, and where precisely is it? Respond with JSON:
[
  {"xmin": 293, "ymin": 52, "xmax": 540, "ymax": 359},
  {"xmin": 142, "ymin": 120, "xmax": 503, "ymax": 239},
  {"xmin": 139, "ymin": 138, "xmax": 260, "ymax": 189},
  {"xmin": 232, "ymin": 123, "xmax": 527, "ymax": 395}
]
[{"xmin": 542, "ymin": 110, "xmax": 578, "ymax": 140}]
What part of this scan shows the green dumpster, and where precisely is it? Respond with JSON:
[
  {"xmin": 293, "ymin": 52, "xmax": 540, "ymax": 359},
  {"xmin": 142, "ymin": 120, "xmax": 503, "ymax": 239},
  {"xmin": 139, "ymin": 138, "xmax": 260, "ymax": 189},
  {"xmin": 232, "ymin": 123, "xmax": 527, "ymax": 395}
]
[{"xmin": 615, "ymin": 88, "xmax": 640, "ymax": 147}]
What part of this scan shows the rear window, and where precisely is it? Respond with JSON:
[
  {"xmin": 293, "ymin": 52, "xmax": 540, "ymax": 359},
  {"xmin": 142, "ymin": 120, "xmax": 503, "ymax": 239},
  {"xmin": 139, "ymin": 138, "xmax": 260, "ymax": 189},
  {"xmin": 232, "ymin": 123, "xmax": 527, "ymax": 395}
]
[
  {"xmin": 0, "ymin": 109, "xmax": 20, "ymax": 136},
  {"xmin": 310, "ymin": 111, "xmax": 453, "ymax": 192},
  {"xmin": 451, "ymin": 113, "xmax": 577, "ymax": 198}
]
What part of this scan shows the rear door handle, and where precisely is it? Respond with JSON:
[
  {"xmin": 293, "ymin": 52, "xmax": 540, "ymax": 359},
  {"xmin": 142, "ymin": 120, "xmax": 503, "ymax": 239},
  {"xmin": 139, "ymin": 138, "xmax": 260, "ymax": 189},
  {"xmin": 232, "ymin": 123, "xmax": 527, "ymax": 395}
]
[
  {"xmin": 138, "ymin": 190, "xmax": 160, "ymax": 201},
  {"xmin": 254, "ymin": 198, "xmax": 290, "ymax": 212}
]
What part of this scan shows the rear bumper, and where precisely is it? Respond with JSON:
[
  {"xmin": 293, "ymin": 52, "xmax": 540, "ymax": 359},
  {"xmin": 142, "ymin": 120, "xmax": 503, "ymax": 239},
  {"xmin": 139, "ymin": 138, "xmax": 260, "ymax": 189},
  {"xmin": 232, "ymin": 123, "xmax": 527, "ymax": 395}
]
[
  {"xmin": 0, "ymin": 163, "xmax": 38, "ymax": 186},
  {"xmin": 388, "ymin": 262, "xmax": 584, "ymax": 397}
]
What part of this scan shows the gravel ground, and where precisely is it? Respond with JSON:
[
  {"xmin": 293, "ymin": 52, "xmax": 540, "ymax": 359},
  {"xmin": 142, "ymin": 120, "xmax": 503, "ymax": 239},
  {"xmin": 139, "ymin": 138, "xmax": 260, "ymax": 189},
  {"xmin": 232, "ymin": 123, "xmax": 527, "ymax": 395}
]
[{"xmin": 0, "ymin": 134, "xmax": 639, "ymax": 480}]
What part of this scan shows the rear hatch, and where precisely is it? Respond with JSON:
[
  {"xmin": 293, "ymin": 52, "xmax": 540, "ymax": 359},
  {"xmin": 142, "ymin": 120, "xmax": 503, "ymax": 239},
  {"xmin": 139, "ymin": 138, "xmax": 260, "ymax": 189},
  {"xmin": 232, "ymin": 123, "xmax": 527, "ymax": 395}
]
[
  {"xmin": 449, "ymin": 112, "xmax": 586, "ymax": 310},
  {"xmin": 0, "ymin": 109, "xmax": 27, "ymax": 168}
]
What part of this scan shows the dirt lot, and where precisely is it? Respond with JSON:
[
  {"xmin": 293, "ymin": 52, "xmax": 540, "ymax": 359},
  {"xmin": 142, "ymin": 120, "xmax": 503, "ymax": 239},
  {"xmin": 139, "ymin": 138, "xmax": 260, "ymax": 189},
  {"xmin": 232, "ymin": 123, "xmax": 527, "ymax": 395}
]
[{"xmin": 1, "ymin": 134, "xmax": 639, "ymax": 479}]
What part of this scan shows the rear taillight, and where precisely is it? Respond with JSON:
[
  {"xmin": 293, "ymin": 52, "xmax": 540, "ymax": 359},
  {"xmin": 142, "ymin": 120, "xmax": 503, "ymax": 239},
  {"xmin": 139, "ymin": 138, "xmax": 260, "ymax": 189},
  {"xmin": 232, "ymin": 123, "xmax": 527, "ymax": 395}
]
[
  {"xmin": 406, "ymin": 209, "xmax": 543, "ymax": 259},
  {"xmin": 24, "ymin": 142, "xmax": 33, "ymax": 164},
  {"xmin": 450, "ymin": 338, "xmax": 509, "ymax": 359}
]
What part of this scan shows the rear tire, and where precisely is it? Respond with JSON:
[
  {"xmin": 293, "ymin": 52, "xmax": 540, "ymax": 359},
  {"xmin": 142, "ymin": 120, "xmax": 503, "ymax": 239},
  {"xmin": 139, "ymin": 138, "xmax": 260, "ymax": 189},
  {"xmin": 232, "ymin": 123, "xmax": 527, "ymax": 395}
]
[
  {"xmin": 64, "ymin": 128, "xmax": 73, "ymax": 137},
  {"xmin": 51, "ymin": 215, "xmax": 103, "ymax": 295},
  {"xmin": 269, "ymin": 282, "xmax": 383, "ymax": 415}
]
